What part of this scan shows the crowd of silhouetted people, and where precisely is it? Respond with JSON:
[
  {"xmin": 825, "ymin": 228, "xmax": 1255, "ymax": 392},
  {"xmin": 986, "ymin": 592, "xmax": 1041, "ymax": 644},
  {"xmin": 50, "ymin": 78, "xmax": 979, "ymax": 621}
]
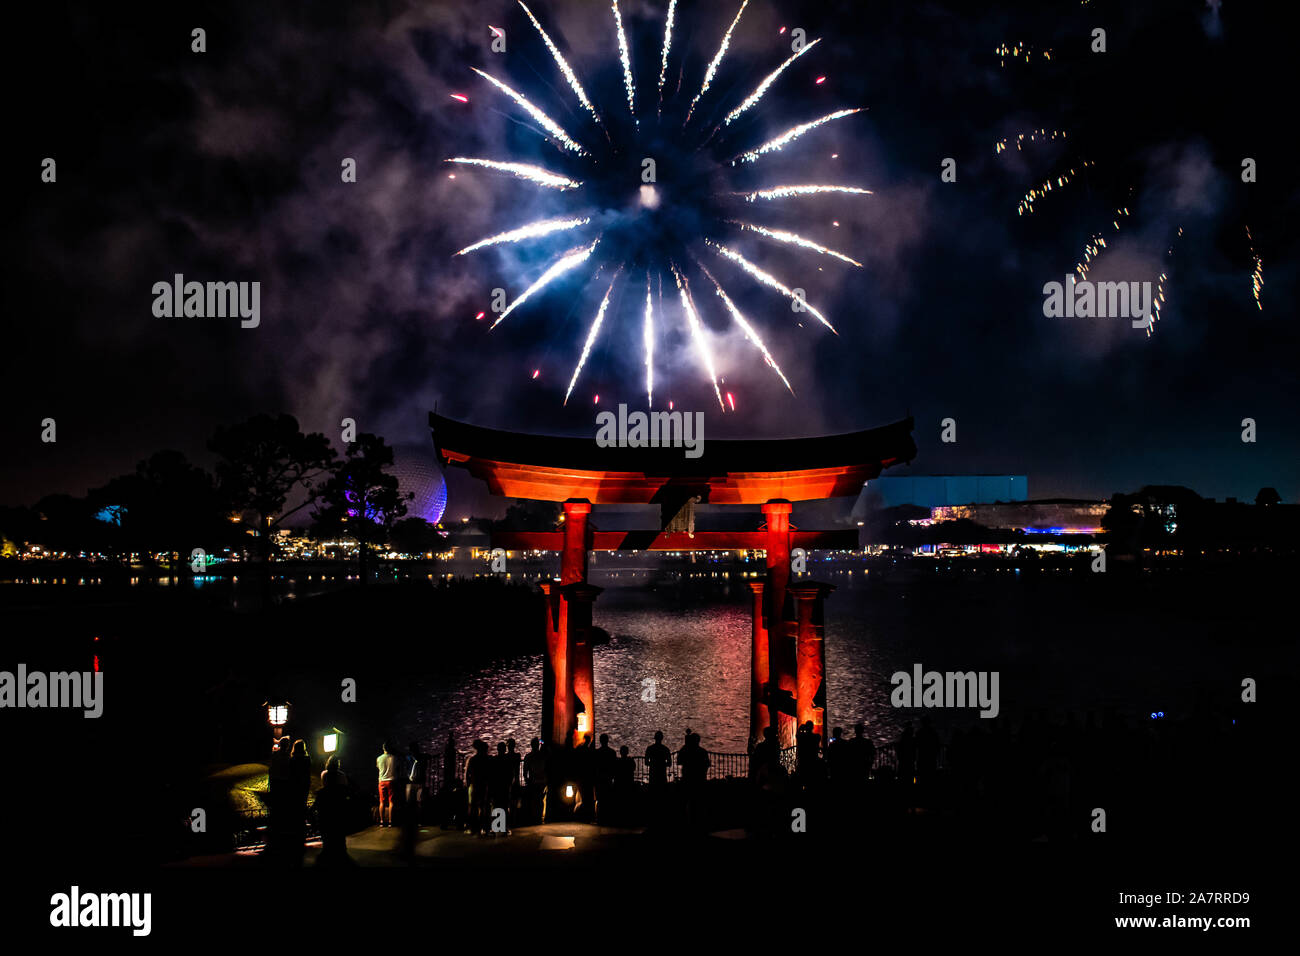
[{"xmin": 261, "ymin": 697, "xmax": 1259, "ymax": 862}]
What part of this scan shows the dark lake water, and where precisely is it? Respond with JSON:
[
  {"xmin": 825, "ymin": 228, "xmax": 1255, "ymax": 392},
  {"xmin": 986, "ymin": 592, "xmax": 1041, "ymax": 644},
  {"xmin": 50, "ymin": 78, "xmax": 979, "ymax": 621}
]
[{"xmin": 399, "ymin": 566, "xmax": 1282, "ymax": 754}]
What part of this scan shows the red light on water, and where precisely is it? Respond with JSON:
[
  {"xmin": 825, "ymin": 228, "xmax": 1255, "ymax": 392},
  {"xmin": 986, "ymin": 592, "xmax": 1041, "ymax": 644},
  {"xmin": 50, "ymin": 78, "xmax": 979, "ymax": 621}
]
[{"xmin": 450, "ymin": 93, "xmax": 469, "ymax": 103}]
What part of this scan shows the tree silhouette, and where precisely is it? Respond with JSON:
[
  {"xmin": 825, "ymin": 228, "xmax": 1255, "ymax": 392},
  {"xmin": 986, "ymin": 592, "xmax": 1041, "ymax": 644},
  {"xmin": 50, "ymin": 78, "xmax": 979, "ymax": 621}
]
[
  {"xmin": 313, "ymin": 433, "xmax": 410, "ymax": 584},
  {"xmin": 209, "ymin": 414, "xmax": 337, "ymax": 567}
]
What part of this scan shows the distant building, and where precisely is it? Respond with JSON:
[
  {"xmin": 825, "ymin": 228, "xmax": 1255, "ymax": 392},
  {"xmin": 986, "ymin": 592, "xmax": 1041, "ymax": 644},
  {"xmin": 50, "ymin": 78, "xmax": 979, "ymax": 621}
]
[
  {"xmin": 856, "ymin": 475, "xmax": 1028, "ymax": 512},
  {"xmin": 931, "ymin": 500, "xmax": 1107, "ymax": 535}
]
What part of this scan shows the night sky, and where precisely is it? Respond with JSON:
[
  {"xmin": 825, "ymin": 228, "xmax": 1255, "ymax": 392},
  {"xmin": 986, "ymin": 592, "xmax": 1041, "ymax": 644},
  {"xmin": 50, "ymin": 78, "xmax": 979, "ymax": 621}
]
[{"xmin": 2, "ymin": 0, "xmax": 1295, "ymax": 515}]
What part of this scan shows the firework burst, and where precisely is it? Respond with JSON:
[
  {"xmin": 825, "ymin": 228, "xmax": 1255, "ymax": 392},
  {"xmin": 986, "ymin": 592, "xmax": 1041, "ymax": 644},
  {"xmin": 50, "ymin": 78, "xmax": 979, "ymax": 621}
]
[{"xmin": 449, "ymin": 1, "xmax": 871, "ymax": 407}]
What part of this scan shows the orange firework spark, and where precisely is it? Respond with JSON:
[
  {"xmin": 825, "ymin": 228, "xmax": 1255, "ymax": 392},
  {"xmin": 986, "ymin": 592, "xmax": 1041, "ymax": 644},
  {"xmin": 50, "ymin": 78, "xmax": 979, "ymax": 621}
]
[
  {"xmin": 1245, "ymin": 226, "xmax": 1264, "ymax": 310},
  {"xmin": 1017, "ymin": 160, "xmax": 1095, "ymax": 216}
]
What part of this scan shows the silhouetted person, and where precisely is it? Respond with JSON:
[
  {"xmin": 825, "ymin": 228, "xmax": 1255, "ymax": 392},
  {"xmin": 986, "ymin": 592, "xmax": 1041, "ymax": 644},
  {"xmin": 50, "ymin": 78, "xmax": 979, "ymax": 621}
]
[
  {"xmin": 595, "ymin": 733, "xmax": 617, "ymax": 821},
  {"xmin": 287, "ymin": 739, "xmax": 312, "ymax": 857},
  {"xmin": 677, "ymin": 731, "xmax": 711, "ymax": 831},
  {"xmin": 574, "ymin": 734, "xmax": 596, "ymax": 822},
  {"xmin": 405, "ymin": 742, "xmax": 427, "ymax": 822},
  {"xmin": 826, "ymin": 726, "xmax": 848, "ymax": 783},
  {"xmin": 491, "ymin": 741, "xmax": 514, "ymax": 833},
  {"xmin": 749, "ymin": 726, "xmax": 788, "ymax": 837},
  {"xmin": 544, "ymin": 741, "xmax": 567, "ymax": 822},
  {"xmin": 376, "ymin": 740, "xmax": 397, "ymax": 828},
  {"xmin": 645, "ymin": 731, "xmax": 671, "ymax": 786},
  {"xmin": 896, "ymin": 723, "xmax": 916, "ymax": 786},
  {"xmin": 846, "ymin": 722, "xmax": 875, "ymax": 785},
  {"xmin": 614, "ymin": 744, "xmax": 635, "ymax": 824},
  {"xmin": 504, "ymin": 738, "xmax": 522, "ymax": 818},
  {"xmin": 523, "ymin": 737, "xmax": 546, "ymax": 824},
  {"xmin": 795, "ymin": 721, "xmax": 824, "ymax": 790},
  {"xmin": 644, "ymin": 730, "xmax": 672, "ymax": 829},
  {"xmin": 443, "ymin": 732, "xmax": 458, "ymax": 790},
  {"xmin": 465, "ymin": 740, "xmax": 492, "ymax": 834},
  {"xmin": 315, "ymin": 756, "xmax": 352, "ymax": 866},
  {"xmin": 267, "ymin": 735, "xmax": 292, "ymax": 856}
]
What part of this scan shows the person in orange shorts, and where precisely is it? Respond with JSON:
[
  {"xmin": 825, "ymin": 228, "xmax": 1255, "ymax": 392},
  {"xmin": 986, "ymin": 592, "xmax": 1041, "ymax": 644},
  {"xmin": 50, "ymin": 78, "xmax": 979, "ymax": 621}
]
[{"xmin": 376, "ymin": 740, "xmax": 397, "ymax": 827}]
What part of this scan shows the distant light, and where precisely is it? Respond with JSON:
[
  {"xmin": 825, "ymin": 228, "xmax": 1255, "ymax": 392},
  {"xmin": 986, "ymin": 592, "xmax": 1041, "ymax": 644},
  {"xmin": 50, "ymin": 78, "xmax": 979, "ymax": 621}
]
[
  {"xmin": 831, "ymin": 153, "xmax": 839, "ymax": 159},
  {"xmin": 593, "ymin": 394, "xmax": 600, "ymax": 404},
  {"xmin": 448, "ymin": 173, "xmax": 456, "ymax": 179},
  {"xmin": 564, "ymin": 785, "xmax": 575, "ymax": 799},
  {"xmin": 450, "ymin": 93, "xmax": 469, "ymax": 103},
  {"xmin": 532, "ymin": 369, "xmax": 540, "ymax": 379},
  {"xmin": 489, "ymin": 25, "xmax": 504, "ymax": 37},
  {"xmin": 815, "ymin": 76, "xmax": 826, "ymax": 85},
  {"xmin": 726, "ymin": 392, "xmax": 735, "ymax": 411},
  {"xmin": 779, "ymin": 26, "xmax": 786, "ymax": 34},
  {"xmin": 475, "ymin": 311, "xmax": 485, "ymax": 320},
  {"xmin": 668, "ymin": 400, "xmax": 674, "ymax": 410},
  {"xmin": 323, "ymin": 733, "xmax": 338, "ymax": 753},
  {"xmin": 832, "ymin": 221, "xmax": 840, "ymax": 227}
]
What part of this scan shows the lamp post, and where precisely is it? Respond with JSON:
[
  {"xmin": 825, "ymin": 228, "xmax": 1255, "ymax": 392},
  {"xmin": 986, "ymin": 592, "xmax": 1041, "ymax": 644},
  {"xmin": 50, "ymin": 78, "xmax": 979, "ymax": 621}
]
[
  {"xmin": 265, "ymin": 699, "xmax": 290, "ymax": 746},
  {"xmin": 323, "ymin": 727, "xmax": 342, "ymax": 755}
]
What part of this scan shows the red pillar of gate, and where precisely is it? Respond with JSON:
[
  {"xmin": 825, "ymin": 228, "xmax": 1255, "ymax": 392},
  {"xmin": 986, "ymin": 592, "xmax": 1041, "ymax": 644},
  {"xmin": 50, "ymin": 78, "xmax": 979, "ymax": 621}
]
[
  {"xmin": 561, "ymin": 581, "xmax": 601, "ymax": 746},
  {"xmin": 789, "ymin": 581, "xmax": 835, "ymax": 745},
  {"xmin": 559, "ymin": 500, "xmax": 594, "ymax": 746},
  {"xmin": 538, "ymin": 581, "xmax": 573, "ymax": 746},
  {"xmin": 761, "ymin": 500, "xmax": 796, "ymax": 749},
  {"xmin": 747, "ymin": 580, "xmax": 769, "ymax": 747}
]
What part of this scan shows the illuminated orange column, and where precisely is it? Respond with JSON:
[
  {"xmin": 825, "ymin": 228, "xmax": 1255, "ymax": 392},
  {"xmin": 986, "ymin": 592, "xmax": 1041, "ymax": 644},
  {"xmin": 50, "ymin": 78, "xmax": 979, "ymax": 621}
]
[
  {"xmin": 789, "ymin": 581, "xmax": 835, "ymax": 744},
  {"xmin": 559, "ymin": 500, "xmax": 594, "ymax": 746},
  {"xmin": 748, "ymin": 580, "xmax": 770, "ymax": 746},
  {"xmin": 538, "ymin": 581, "xmax": 573, "ymax": 745},
  {"xmin": 761, "ymin": 500, "xmax": 796, "ymax": 749},
  {"xmin": 562, "ymin": 582, "xmax": 601, "ymax": 746}
]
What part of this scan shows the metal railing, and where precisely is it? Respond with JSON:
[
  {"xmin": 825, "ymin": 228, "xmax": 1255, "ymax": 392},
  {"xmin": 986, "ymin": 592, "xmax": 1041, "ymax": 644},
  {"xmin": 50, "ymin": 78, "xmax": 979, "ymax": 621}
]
[{"xmin": 425, "ymin": 745, "xmax": 808, "ymax": 788}]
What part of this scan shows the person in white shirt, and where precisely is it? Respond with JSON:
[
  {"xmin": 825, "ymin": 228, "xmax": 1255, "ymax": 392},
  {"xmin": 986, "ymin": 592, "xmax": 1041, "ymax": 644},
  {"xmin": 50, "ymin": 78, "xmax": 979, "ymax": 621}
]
[{"xmin": 376, "ymin": 740, "xmax": 397, "ymax": 827}]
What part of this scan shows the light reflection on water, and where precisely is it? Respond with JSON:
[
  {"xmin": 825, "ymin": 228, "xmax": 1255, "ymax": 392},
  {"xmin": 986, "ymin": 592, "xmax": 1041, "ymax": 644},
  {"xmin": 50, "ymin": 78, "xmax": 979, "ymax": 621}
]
[{"xmin": 403, "ymin": 579, "xmax": 913, "ymax": 754}]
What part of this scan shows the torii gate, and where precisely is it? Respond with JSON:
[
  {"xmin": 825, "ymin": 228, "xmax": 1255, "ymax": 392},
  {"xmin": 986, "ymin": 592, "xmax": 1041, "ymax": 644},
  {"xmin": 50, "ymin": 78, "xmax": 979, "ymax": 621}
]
[{"xmin": 432, "ymin": 412, "xmax": 915, "ymax": 750}]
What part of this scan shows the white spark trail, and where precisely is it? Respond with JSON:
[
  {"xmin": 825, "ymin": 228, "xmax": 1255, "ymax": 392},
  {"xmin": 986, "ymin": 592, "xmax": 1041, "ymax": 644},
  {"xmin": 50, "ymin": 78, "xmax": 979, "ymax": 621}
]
[
  {"xmin": 455, "ymin": 217, "xmax": 590, "ymax": 256},
  {"xmin": 471, "ymin": 68, "xmax": 588, "ymax": 155},
  {"xmin": 732, "ymin": 222, "xmax": 862, "ymax": 267},
  {"xmin": 611, "ymin": 1, "xmax": 637, "ymax": 122},
  {"xmin": 517, "ymin": 1, "xmax": 603, "ymax": 126},
  {"xmin": 643, "ymin": 272, "xmax": 655, "ymax": 407},
  {"xmin": 491, "ymin": 239, "xmax": 600, "ymax": 329},
  {"xmin": 697, "ymin": 261, "xmax": 794, "ymax": 394},
  {"xmin": 733, "ymin": 109, "xmax": 862, "ymax": 165},
  {"xmin": 736, "ymin": 184, "xmax": 873, "ymax": 202},
  {"xmin": 658, "ymin": 0, "xmax": 677, "ymax": 117},
  {"xmin": 565, "ymin": 272, "xmax": 620, "ymax": 405},
  {"xmin": 723, "ymin": 38, "xmax": 820, "ymax": 127},
  {"xmin": 707, "ymin": 240, "xmax": 837, "ymax": 333},
  {"xmin": 686, "ymin": 0, "xmax": 750, "ymax": 124},
  {"xmin": 446, "ymin": 158, "xmax": 580, "ymax": 190},
  {"xmin": 671, "ymin": 264, "xmax": 726, "ymax": 410}
]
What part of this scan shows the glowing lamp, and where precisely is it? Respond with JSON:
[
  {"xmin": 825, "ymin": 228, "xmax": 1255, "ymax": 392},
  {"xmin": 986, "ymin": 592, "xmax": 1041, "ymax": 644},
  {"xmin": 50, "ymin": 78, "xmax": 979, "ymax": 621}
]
[
  {"xmin": 323, "ymin": 732, "xmax": 339, "ymax": 753},
  {"xmin": 565, "ymin": 785, "xmax": 575, "ymax": 799},
  {"xmin": 577, "ymin": 713, "xmax": 589, "ymax": 733},
  {"xmin": 265, "ymin": 700, "xmax": 290, "ymax": 731}
]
